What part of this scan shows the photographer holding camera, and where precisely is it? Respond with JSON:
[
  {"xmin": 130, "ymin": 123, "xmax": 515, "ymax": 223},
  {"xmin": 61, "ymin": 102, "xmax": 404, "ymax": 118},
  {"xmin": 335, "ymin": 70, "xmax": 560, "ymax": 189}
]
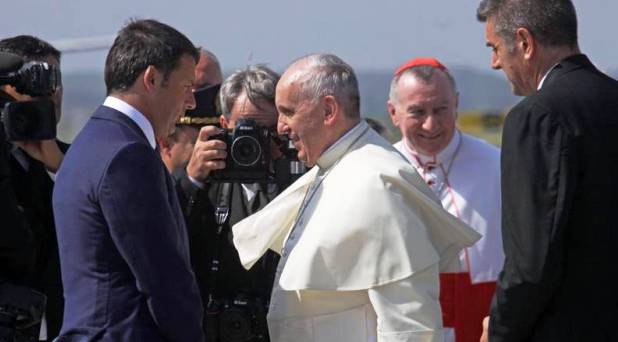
[
  {"xmin": 159, "ymin": 48, "xmax": 223, "ymax": 175},
  {"xmin": 0, "ymin": 36, "xmax": 67, "ymax": 342},
  {"xmin": 174, "ymin": 65, "xmax": 300, "ymax": 342}
]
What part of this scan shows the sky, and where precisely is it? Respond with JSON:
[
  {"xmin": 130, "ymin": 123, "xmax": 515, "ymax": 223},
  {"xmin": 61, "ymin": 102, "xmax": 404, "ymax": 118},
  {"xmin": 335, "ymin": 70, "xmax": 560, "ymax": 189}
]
[{"xmin": 3, "ymin": 0, "xmax": 617, "ymax": 75}]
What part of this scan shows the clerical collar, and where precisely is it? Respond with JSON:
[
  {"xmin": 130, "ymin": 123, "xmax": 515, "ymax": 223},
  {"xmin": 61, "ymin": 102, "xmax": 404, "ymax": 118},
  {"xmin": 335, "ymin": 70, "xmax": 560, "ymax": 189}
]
[
  {"xmin": 316, "ymin": 120, "xmax": 368, "ymax": 170},
  {"xmin": 103, "ymin": 96, "xmax": 157, "ymax": 149},
  {"xmin": 404, "ymin": 129, "xmax": 462, "ymax": 167}
]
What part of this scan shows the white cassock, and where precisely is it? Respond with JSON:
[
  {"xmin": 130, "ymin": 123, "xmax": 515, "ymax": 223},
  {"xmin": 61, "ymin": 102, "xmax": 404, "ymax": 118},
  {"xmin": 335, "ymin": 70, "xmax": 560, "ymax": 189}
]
[
  {"xmin": 233, "ymin": 121, "xmax": 481, "ymax": 342},
  {"xmin": 394, "ymin": 130, "xmax": 504, "ymax": 342}
]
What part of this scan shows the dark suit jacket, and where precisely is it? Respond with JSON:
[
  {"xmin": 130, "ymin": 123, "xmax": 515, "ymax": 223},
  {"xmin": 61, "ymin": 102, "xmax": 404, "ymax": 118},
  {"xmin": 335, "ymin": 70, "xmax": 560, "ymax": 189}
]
[
  {"xmin": 53, "ymin": 105, "xmax": 204, "ymax": 342},
  {"xmin": 0, "ymin": 139, "xmax": 68, "ymax": 340},
  {"xmin": 490, "ymin": 54, "xmax": 618, "ymax": 341}
]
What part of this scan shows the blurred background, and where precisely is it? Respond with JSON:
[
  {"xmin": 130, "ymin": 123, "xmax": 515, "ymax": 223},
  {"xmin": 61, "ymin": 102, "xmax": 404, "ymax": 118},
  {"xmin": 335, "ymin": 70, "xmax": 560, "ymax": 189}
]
[{"xmin": 3, "ymin": 0, "xmax": 617, "ymax": 144}]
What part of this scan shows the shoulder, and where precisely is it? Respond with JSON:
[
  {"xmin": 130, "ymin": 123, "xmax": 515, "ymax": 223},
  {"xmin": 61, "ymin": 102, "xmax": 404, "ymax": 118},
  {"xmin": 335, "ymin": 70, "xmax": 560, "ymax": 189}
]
[
  {"xmin": 331, "ymin": 138, "xmax": 436, "ymax": 202},
  {"xmin": 340, "ymin": 138, "xmax": 413, "ymax": 180},
  {"xmin": 504, "ymin": 96, "xmax": 558, "ymax": 138},
  {"xmin": 104, "ymin": 142, "xmax": 159, "ymax": 176},
  {"xmin": 459, "ymin": 133, "xmax": 500, "ymax": 164},
  {"xmin": 96, "ymin": 142, "xmax": 167, "ymax": 195}
]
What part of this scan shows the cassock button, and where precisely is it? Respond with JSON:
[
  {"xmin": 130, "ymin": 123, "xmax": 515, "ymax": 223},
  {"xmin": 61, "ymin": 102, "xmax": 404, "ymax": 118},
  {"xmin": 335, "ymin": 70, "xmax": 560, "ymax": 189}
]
[{"xmin": 427, "ymin": 180, "xmax": 435, "ymax": 186}]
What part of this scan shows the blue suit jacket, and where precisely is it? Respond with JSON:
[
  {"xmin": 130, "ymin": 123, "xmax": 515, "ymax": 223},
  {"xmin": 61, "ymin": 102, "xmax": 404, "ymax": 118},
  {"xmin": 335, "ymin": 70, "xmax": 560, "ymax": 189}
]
[{"xmin": 53, "ymin": 105, "xmax": 204, "ymax": 342}]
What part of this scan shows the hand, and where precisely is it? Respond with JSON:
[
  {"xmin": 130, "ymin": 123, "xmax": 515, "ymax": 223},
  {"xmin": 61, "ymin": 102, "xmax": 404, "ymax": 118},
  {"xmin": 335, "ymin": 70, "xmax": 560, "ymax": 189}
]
[
  {"xmin": 480, "ymin": 316, "xmax": 490, "ymax": 342},
  {"xmin": 186, "ymin": 125, "xmax": 227, "ymax": 182},
  {"xmin": 14, "ymin": 139, "xmax": 64, "ymax": 172}
]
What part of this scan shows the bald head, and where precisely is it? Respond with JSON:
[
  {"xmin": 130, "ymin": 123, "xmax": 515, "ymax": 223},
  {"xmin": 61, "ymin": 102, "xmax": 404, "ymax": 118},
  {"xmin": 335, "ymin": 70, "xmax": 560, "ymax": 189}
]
[
  {"xmin": 276, "ymin": 53, "xmax": 362, "ymax": 167},
  {"xmin": 280, "ymin": 53, "xmax": 360, "ymax": 119},
  {"xmin": 194, "ymin": 49, "xmax": 222, "ymax": 89}
]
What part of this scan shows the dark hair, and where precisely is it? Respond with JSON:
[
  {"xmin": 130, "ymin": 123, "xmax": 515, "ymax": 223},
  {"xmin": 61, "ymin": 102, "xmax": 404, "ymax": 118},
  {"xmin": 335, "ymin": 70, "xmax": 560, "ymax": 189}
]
[
  {"xmin": 477, "ymin": 0, "xmax": 578, "ymax": 49},
  {"xmin": 104, "ymin": 19, "xmax": 199, "ymax": 94},
  {"xmin": 218, "ymin": 65, "xmax": 279, "ymax": 119},
  {"xmin": 0, "ymin": 35, "xmax": 61, "ymax": 62}
]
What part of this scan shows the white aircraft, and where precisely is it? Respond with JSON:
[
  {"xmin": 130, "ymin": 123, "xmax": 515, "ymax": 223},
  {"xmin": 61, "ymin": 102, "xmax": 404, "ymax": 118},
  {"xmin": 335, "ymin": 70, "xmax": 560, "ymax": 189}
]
[{"xmin": 50, "ymin": 35, "xmax": 115, "ymax": 53}]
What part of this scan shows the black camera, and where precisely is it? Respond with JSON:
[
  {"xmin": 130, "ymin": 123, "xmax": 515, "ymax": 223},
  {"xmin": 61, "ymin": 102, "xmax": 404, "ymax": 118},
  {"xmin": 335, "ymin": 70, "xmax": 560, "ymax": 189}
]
[
  {"xmin": 209, "ymin": 118, "xmax": 273, "ymax": 183},
  {"xmin": 0, "ymin": 52, "xmax": 58, "ymax": 98},
  {"xmin": 204, "ymin": 295, "xmax": 268, "ymax": 342},
  {"xmin": 0, "ymin": 52, "xmax": 58, "ymax": 142},
  {"xmin": 2, "ymin": 100, "xmax": 56, "ymax": 141}
]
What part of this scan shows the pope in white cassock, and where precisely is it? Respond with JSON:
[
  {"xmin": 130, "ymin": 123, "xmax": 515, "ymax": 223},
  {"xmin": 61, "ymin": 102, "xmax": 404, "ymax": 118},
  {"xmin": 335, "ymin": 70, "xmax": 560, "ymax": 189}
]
[
  {"xmin": 232, "ymin": 53, "xmax": 481, "ymax": 342},
  {"xmin": 388, "ymin": 57, "xmax": 504, "ymax": 342}
]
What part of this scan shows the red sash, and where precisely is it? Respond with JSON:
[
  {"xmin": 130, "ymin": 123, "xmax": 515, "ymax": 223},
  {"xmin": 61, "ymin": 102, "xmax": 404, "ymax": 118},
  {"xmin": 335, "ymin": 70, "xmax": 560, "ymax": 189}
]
[{"xmin": 440, "ymin": 273, "xmax": 496, "ymax": 342}]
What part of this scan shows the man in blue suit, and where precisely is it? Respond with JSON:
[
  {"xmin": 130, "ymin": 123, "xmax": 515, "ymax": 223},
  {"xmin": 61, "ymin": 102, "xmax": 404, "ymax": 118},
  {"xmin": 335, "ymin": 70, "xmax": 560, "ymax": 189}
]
[{"xmin": 52, "ymin": 19, "xmax": 205, "ymax": 342}]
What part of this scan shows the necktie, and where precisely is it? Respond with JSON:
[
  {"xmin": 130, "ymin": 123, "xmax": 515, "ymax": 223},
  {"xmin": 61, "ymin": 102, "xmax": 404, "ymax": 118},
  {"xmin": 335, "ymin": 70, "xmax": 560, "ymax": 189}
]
[{"xmin": 248, "ymin": 184, "xmax": 269, "ymax": 214}]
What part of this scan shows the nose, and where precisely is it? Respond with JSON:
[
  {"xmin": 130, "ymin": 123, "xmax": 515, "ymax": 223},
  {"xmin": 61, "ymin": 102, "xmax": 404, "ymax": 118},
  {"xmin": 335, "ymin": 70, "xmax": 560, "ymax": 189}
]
[
  {"xmin": 422, "ymin": 114, "xmax": 439, "ymax": 132},
  {"xmin": 277, "ymin": 114, "xmax": 289, "ymax": 135},
  {"xmin": 185, "ymin": 88, "xmax": 196, "ymax": 110}
]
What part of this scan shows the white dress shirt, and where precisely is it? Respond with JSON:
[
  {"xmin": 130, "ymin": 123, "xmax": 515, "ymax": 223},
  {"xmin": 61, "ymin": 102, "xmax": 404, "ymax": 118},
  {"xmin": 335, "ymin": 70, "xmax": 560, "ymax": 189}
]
[
  {"xmin": 394, "ymin": 131, "xmax": 503, "ymax": 283},
  {"xmin": 103, "ymin": 96, "xmax": 156, "ymax": 149}
]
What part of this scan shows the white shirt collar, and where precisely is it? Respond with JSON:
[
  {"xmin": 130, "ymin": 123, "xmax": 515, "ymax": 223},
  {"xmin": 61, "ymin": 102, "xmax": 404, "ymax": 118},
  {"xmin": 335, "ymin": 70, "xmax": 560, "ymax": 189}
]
[
  {"xmin": 316, "ymin": 120, "xmax": 368, "ymax": 170},
  {"xmin": 537, "ymin": 62, "xmax": 560, "ymax": 90},
  {"xmin": 103, "ymin": 96, "xmax": 156, "ymax": 149}
]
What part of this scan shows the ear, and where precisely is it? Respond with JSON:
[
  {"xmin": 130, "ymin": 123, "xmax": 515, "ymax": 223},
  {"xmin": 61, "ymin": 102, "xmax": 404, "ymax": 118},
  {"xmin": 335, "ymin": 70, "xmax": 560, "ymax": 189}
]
[
  {"xmin": 516, "ymin": 27, "xmax": 535, "ymax": 60},
  {"xmin": 143, "ymin": 65, "xmax": 160, "ymax": 93},
  {"xmin": 219, "ymin": 115, "xmax": 230, "ymax": 129},
  {"xmin": 387, "ymin": 100, "xmax": 399, "ymax": 126},
  {"xmin": 157, "ymin": 137, "xmax": 172, "ymax": 157},
  {"xmin": 322, "ymin": 95, "xmax": 339, "ymax": 126}
]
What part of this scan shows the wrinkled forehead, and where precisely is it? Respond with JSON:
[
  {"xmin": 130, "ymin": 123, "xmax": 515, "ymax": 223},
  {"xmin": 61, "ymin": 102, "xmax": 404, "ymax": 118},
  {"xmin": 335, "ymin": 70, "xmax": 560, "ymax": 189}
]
[
  {"xmin": 231, "ymin": 94, "xmax": 278, "ymax": 127},
  {"xmin": 276, "ymin": 74, "xmax": 305, "ymax": 105}
]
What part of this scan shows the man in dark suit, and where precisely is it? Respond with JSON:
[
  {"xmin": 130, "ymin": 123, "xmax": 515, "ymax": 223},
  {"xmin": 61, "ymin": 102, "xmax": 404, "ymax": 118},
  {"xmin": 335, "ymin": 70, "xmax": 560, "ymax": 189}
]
[
  {"xmin": 0, "ymin": 35, "xmax": 67, "ymax": 341},
  {"xmin": 52, "ymin": 19, "xmax": 204, "ymax": 342},
  {"xmin": 477, "ymin": 0, "xmax": 618, "ymax": 341},
  {"xmin": 174, "ymin": 65, "xmax": 294, "ymax": 341}
]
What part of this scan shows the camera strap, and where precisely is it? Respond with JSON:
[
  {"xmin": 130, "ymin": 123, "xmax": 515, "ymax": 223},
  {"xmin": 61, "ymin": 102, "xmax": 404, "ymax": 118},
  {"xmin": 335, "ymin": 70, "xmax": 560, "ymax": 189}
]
[
  {"xmin": 206, "ymin": 182, "xmax": 232, "ymax": 303},
  {"xmin": 214, "ymin": 182, "xmax": 231, "ymax": 230}
]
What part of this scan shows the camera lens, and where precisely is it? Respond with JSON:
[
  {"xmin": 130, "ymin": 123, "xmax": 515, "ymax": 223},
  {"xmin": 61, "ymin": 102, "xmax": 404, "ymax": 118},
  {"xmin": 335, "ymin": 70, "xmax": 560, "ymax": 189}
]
[
  {"xmin": 231, "ymin": 135, "xmax": 262, "ymax": 167},
  {"xmin": 219, "ymin": 309, "xmax": 253, "ymax": 341}
]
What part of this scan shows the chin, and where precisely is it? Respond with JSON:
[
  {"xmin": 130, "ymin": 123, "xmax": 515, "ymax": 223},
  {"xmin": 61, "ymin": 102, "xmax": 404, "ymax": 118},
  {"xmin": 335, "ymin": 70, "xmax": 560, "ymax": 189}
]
[{"xmin": 510, "ymin": 83, "xmax": 527, "ymax": 96}]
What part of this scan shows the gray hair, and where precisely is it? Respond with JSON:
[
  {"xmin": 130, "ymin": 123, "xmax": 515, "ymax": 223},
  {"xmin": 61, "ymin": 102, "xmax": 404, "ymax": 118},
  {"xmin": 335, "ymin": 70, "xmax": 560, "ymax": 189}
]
[
  {"xmin": 218, "ymin": 64, "xmax": 279, "ymax": 119},
  {"xmin": 477, "ymin": 0, "xmax": 578, "ymax": 51},
  {"xmin": 388, "ymin": 65, "xmax": 458, "ymax": 103},
  {"xmin": 290, "ymin": 53, "xmax": 360, "ymax": 119}
]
